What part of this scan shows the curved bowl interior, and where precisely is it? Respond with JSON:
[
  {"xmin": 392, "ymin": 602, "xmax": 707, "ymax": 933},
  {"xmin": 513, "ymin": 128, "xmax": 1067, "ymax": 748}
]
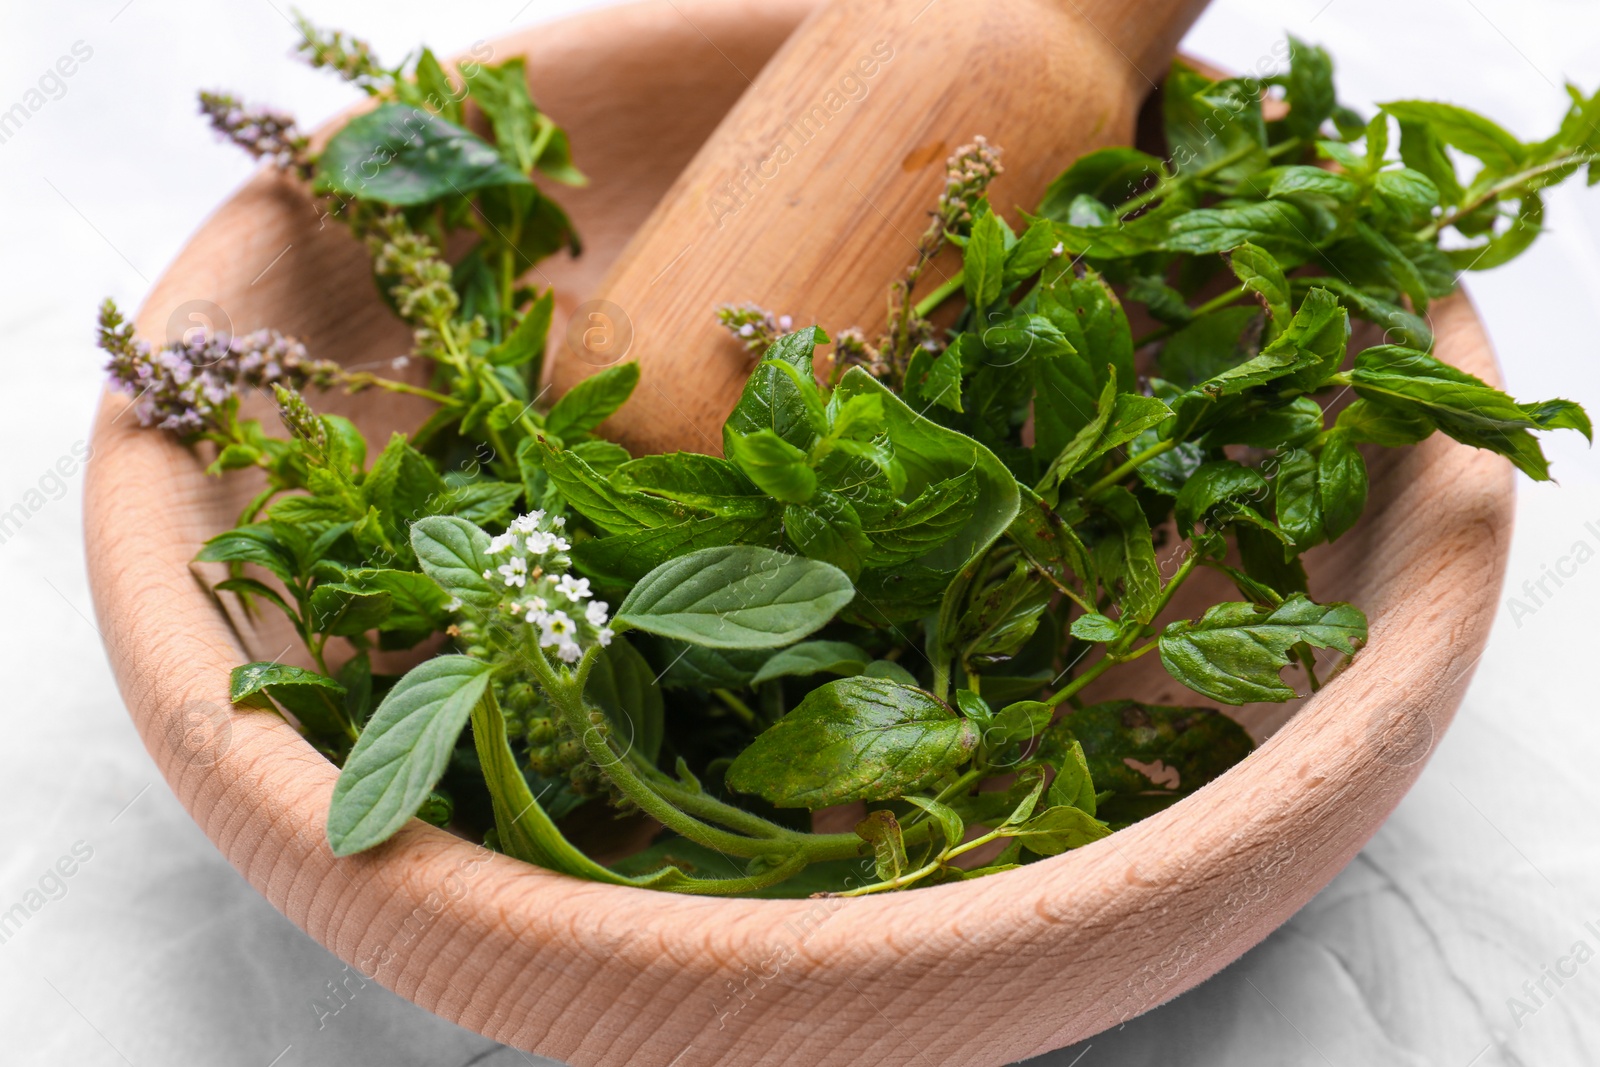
[{"xmin": 84, "ymin": 2, "xmax": 1514, "ymax": 1064}]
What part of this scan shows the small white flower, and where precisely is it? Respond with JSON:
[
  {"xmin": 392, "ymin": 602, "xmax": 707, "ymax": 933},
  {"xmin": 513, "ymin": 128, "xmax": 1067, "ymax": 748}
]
[
  {"xmin": 525, "ymin": 530, "xmax": 555, "ymax": 554},
  {"xmin": 482, "ymin": 569, "xmax": 495, "ymax": 582},
  {"xmin": 538, "ymin": 610, "xmax": 575, "ymax": 648},
  {"xmin": 556, "ymin": 575, "xmax": 592, "ymax": 602},
  {"xmin": 596, "ymin": 627, "xmax": 614, "ymax": 647},
  {"xmin": 529, "ymin": 596, "xmax": 548, "ymax": 613},
  {"xmin": 1050, "ymin": 241, "xmax": 1064, "ymax": 257},
  {"xmin": 498, "ymin": 557, "xmax": 528, "ymax": 588},
  {"xmin": 551, "ymin": 516, "xmax": 566, "ymax": 528},
  {"xmin": 511, "ymin": 511, "xmax": 544, "ymax": 534},
  {"xmin": 551, "ymin": 535, "xmax": 571, "ymax": 552},
  {"xmin": 556, "ymin": 639, "xmax": 582, "ymax": 663},
  {"xmin": 444, "ymin": 596, "xmax": 462, "ymax": 612},
  {"xmin": 488, "ymin": 532, "xmax": 515, "ymax": 554},
  {"xmin": 585, "ymin": 600, "xmax": 609, "ymax": 627}
]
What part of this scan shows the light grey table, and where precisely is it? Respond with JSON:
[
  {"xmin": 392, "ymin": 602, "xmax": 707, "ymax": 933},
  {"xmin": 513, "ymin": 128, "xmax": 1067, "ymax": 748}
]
[{"xmin": 3, "ymin": 1, "xmax": 1597, "ymax": 1064}]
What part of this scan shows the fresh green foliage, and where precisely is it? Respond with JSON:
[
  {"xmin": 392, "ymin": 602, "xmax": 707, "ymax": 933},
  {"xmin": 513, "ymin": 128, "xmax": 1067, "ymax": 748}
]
[
  {"xmin": 114, "ymin": 25, "xmax": 1594, "ymax": 898},
  {"xmin": 615, "ymin": 546, "xmax": 855, "ymax": 648},
  {"xmin": 725, "ymin": 677, "xmax": 979, "ymax": 808},
  {"xmin": 315, "ymin": 104, "xmax": 532, "ymax": 205},
  {"xmin": 1159, "ymin": 596, "xmax": 1368, "ymax": 704},
  {"xmin": 1052, "ymin": 701, "xmax": 1255, "ymax": 823},
  {"xmin": 750, "ymin": 640, "xmax": 873, "ymax": 685},
  {"xmin": 327, "ymin": 655, "xmax": 493, "ymax": 855}
]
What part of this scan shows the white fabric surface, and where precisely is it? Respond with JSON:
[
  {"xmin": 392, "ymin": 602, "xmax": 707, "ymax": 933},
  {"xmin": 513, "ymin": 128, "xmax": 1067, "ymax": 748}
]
[{"xmin": 1, "ymin": 1, "xmax": 1596, "ymax": 1064}]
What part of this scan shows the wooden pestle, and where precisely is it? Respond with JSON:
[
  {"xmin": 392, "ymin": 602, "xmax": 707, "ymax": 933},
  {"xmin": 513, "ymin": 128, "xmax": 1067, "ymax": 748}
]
[{"xmin": 554, "ymin": 0, "xmax": 1210, "ymax": 455}]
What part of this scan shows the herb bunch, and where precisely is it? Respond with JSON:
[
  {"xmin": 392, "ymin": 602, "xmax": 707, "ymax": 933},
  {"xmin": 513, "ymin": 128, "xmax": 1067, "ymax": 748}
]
[{"xmin": 105, "ymin": 26, "xmax": 1594, "ymax": 896}]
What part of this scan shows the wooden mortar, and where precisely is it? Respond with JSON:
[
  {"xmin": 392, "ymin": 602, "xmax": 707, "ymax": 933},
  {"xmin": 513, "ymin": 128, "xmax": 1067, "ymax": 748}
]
[{"xmin": 84, "ymin": 2, "xmax": 1513, "ymax": 1063}]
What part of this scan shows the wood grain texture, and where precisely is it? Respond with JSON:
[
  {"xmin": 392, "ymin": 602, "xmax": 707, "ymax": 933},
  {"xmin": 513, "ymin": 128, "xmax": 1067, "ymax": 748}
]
[
  {"xmin": 83, "ymin": 3, "xmax": 1514, "ymax": 1064},
  {"xmin": 557, "ymin": 0, "xmax": 1210, "ymax": 455}
]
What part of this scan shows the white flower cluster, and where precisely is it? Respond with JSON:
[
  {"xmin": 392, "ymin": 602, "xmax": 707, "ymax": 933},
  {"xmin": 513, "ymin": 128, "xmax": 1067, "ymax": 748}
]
[{"xmin": 477, "ymin": 510, "xmax": 613, "ymax": 664}]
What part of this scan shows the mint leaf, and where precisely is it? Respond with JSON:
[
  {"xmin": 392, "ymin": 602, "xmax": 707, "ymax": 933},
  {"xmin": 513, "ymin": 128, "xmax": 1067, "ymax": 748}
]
[
  {"xmin": 344, "ymin": 567, "xmax": 451, "ymax": 634},
  {"xmin": 1350, "ymin": 345, "xmax": 1570, "ymax": 480},
  {"xmin": 1284, "ymin": 36, "xmax": 1336, "ymax": 141},
  {"xmin": 1317, "ymin": 431, "xmax": 1368, "ymax": 539},
  {"xmin": 1157, "ymin": 307, "xmax": 1262, "ymax": 388},
  {"xmin": 1070, "ymin": 613, "xmax": 1121, "ymax": 642},
  {"xmin": 904, "ymin": 342, "xmax": 965, "ymax": 413},
  {"xmin": 1164, "ymin": 63, "xmax": 1269, "ymax": 181},
  {"xmin": 1266, "ymin": 165, "xmax": 1359, "ymax": 203},
  {"xmin": 1163, "ymin": 201, "xmax": 1313, "ymax": 257},
  {"xmin": 1374, "ymin": 167, "xmax": 1441, "ymax": 218},
  {"xmin": 863, "ymin": 472, "xmax": 980, "ymax": 567},
  {"xmin": 1274, "ymin": 447, "xmax": 1324, "ymax": 549},
  {"xmin": 724, "ymin": 677, "xmax": 978, "ymax": 808},
  {"xmin": 538, "ymin": 441, "xmax": 693, "ymax": 532},
  {"xmin": 1047, "ymin": 736, "xmax": 1098, "ymax": 815},
  {"xmin": 229, "ymin": 661, "xmax": 347, "ymax": 741},
  {"xmin": 326, "ymin": 655, "xmax": 493, "ymax": 855},
  {"xmin": 1002, "ymin": 217, "xmax": 1059, "ymax": 284},
  {"xmin": 1396, "ymin": 118, "xmax": 1465, "ymax": 206},
  {"xmin": 1227, "ymin": 242, "xmax": 1292, "ymax": 327},
  {"xmin": 1173, "ymin": 460, "xmax": 1270, "ymax": 539},
  {"xmin": 1159, "ymin": 595, "xmax": 1367, "ymax": 704},
  {"xmin": 964, "ymin": 207, "xmax": 1007, "ymax": 312},
  {"xmin": 1009, "ymin": 805, "xmax": 1112, "ymax": 855},
  {"xmin": 834, "ymin": 368, "xmax": 1019, "ymax": 571},
  {"xmin": 465, "ymin": 58, "xmax": 586, "ymax": 183},
  {"xmin": 1036, "ymin": 371, "xmax": 1173, "ymax": 501},
  {"xmin": 783, "ymin": 492, "xmax": 871, "ymax": 576},
  {"xmin": 544, "ymin": 361, "xmax": 638, "ymax": 441},
  {"xmin": 616, "ymin": 545, "xmax": 853, "ymax": 648},
  {"xmin": 1038, "ymin": 267, "xmax": 1134, "ymax": 399},
  {"xmin": 726, "ymin": 427, "xmax": 816, "ymax": 503},
  {"xmin": 309, "ymin": 582, "xmax": 393, "ymax": 636},
  {"xmin": 1007, "ymin": 483, "xmax": 1094, "ymax": 596},
  {"xmin": 486, "ymin": 289, "xmax": 553, "ymax": 369},
  {"xmin": 198, "ymin": 525, "xmax": 297, "ymax": 585},
  {"xmin": 316, "ymin": 103, "xmax": 531, "ymax": 205},
  {"xmin": 1380, "ymin": 100, "xmax": 1526, "ymax": 172},
  {"xmin": 987, "ymin": 699, "xmax": 1054, "ymax": 749},
  {"xmin": 1335, "ymin": 397, "xmax": 1431, "ymax": 447},
  {"xmin": 723, "ymin": 327, "xmax": 828, "ymax": 451},
  {"xmin": 1201, "ymin": 399, "xmax": 1321, "ymax": 454},
  {"xmin": 612, "ymin": 453, "xmax": 762, "ymax": 507},
  {"xmin": 409, "ymin": 515, "xmax": 497, "ymax": 609},
  {"xmin": 750, "ymin": 640, "xmax": 871, "ymax": 685},
  {"xmin": 956, "ymin": 556, "xmax": 1052, "ymax": 661},
  {"xmin": 437, "ymin": 481, "xmax": 522, "ymax": 526}
]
